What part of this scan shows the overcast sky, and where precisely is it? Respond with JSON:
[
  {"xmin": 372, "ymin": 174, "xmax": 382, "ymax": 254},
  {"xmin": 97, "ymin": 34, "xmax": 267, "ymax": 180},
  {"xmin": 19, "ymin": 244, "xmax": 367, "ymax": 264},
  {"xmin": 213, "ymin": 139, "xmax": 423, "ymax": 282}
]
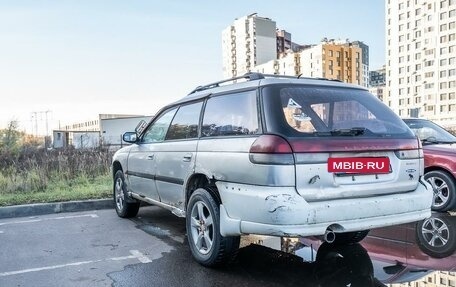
[{"xmin": 0, "ymin": 0, "xmax": 385, "ymax": 133}]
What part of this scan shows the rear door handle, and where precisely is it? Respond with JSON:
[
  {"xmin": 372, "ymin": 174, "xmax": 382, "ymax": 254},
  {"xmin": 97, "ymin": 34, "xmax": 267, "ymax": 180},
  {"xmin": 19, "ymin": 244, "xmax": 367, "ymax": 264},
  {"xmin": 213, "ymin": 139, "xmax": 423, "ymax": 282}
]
[{"xmin": 183, "ymin": 154, "xmax": 192, "ymax": 162}]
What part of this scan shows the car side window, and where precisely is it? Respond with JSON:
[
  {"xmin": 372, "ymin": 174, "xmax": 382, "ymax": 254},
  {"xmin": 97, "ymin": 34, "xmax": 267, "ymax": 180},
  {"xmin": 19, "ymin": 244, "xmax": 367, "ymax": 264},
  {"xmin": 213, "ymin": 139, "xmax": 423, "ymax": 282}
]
[
  {"xmin": 202, "ymin": 91, "xmax": 258, "ymax": 137},
  {"xmin": 141, "ymin": 108, "xmax": 177, "ymax": 143},
  {"xmin": 165, "ymin": 102, "xmax": 203, "ymax": 140}
]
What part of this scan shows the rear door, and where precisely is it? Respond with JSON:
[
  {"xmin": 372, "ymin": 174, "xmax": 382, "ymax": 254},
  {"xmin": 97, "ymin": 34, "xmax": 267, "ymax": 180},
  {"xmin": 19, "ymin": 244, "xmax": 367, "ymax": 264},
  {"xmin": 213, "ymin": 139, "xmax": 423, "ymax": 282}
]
[{"xmin": 154, "ymin": 101, "xmax": 203, "ymax": 208}]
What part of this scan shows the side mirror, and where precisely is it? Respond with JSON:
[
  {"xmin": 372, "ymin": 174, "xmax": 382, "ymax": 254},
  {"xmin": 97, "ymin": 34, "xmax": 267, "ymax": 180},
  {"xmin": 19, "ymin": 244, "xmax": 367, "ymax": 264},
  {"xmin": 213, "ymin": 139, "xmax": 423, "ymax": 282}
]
[{"xmin": 122, "ymin": 132, "xmax": 137, "ymax": 143}]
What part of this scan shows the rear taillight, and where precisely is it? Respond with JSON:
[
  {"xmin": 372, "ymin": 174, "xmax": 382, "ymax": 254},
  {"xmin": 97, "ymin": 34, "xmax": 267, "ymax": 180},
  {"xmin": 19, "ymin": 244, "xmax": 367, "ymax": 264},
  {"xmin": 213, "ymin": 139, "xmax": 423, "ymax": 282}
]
[
  {"xmin": 249, "ymin": 135, "xmax": 294, "ymax": 165},
  {"xmin": 394, "ymin": 149, "xmax": 422, "ymax": 159}
]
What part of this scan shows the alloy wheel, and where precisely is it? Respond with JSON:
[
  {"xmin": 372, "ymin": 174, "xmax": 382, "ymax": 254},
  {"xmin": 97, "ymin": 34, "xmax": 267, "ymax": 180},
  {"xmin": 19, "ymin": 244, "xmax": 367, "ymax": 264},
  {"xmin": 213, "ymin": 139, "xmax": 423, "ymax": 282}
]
[
  {"xmin": 114, "ymin": 177, "xmax": 124, "ymax": 211},
  {"xmin": 421, "ymin": 217, "xmax": 449, "ymax": 248},
  {"xmin": 190, "ymin": 201, "xmax": 214, "ymax": 255},
  {"xmin": 427, "ymin": 176, "xmax": 449, "ymax": 208}
]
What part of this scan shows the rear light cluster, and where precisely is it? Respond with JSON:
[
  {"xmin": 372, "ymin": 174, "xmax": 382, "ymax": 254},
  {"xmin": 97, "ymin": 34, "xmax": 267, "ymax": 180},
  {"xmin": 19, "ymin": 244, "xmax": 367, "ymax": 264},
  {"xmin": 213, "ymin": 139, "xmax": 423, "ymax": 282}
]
[
  {"xmin": 394, "ymin": 138, "xmax": 424, "ymax": 160},
  {"xmin": 394, "ymin": 149, "xmax": 424, "ymax": 159},
  {"xmin": 249, "ymin": 135, "xmax": 294, "ymax": 165}
]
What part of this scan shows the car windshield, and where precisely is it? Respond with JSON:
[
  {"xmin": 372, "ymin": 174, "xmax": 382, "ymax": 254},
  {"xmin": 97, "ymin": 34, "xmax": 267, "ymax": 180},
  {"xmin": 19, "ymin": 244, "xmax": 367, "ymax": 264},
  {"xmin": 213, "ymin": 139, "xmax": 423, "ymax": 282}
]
[
  {"xmin": 404, "ymin": 119, "xmax": 456, "ymax": 144},
  {"xmin": 263, "ymin": 85, "xmax": 413, "ymax": 138}
]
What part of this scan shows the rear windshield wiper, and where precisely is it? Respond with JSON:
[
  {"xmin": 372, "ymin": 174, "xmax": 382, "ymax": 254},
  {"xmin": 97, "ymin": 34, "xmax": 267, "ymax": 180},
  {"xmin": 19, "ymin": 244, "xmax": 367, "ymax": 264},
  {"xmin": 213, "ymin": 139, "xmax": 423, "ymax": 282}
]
[
  {"xmin": 330, "ymin": 127, "xmax": 366, "ymax": 136},
  {"xmin": 422, "ymin": 137, "xmax": 456, "ymax": 144}
]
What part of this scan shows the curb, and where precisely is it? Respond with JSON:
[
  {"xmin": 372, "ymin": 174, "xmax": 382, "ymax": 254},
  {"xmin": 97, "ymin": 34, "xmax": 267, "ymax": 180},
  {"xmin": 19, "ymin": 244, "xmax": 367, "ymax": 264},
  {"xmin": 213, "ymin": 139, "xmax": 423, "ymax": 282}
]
[{"xmin": 0, "ymin": 198, "xmax": 114, "ymax": 219}]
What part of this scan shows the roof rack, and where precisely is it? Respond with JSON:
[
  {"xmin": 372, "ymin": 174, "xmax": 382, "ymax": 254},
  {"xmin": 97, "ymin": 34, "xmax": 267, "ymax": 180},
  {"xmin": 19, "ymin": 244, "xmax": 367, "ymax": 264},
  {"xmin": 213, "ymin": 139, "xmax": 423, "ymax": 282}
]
[
  {"xmin": 187, "ymin": 72, "xmax": 265, "ymax": 95},
  {"xmin": 187, "ymin": 72, "xmax": 342, "ymax": 95}
]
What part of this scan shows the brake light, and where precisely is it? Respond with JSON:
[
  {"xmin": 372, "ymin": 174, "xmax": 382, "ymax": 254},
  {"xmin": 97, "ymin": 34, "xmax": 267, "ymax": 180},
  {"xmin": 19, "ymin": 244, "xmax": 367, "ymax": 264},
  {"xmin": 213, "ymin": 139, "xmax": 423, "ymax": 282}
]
[
  {"xmin": 249, "ymin": 135, "xmax": 294, "ymax": 165},
  {"xmin": 394, "ymin": 149, "xmax": 422, "ymax": 159}
]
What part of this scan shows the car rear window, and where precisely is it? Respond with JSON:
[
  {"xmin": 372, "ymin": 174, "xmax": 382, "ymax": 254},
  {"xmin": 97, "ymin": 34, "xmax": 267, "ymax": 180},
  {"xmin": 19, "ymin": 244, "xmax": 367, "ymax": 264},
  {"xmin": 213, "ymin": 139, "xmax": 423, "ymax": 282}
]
[{"xmin": 262, "ymin": 85, "xmax": 414, "ymax": 138}]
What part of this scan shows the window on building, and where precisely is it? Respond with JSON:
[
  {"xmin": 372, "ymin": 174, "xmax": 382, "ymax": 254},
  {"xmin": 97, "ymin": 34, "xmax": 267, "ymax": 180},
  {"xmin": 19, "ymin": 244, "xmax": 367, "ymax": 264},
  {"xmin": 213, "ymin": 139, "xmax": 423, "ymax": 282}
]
[
  {"xmin": 441, "ymin": 23, "xmax": 448, "ymax": 31},
  {"xmin": 416, "ymin": 75, "xmax": 422, "ymax": 81},
  {"xmin": 441, "ymin": 59, "xmax": 448, "ymax": 66},
  {"xmin": 441, "ymin": 12, "xmax": 448, "ymax": 19},
  {"xmin": 425, "ymin": 72, "xmax": 435, "ymax": 77},
  {"xmin": 416, "ymin": 41, "xmax": 421, "ymax": 48},
  {"xmin": 450, "ymin": 9, "xmax": 456, "ymax": 17},
  {"xmin": 416, "ymin": 63, "xmax": 422, "ymax": 70},
  {"xmin": 441, "ymin": 0, "xmax": 448, "ymax": 8},
  {"xmin": 441, "ymin": 82, "xmax": 448, "ymax": 89},
  {"xmin": 450, "ymin": 21, "xmax": 456, "ymax": 29},
  {"xmin": 449, "ymin": 69, "xmax": 456, "ymax": 76},
  {"xmin": 449, "ymin": 81, "xmax": 456, "ymax": 88},
  {"xmin": 450, "ymin": 57, "xmax": 456, "ymax": 64},
  {"xmin": 441, "ymin": 93, "xmax": 448, "ymax": 100},
  {"xmin": 415, "ymin": 8, "xmax": 421, "ymax": 15},
  {"xmin": 450, "ymin": 92, "xmax": 456, "ymax": 100},
  {"xmin": 441, "ymin": 47, "xmax": 448, "ymax": 54},
  {"xmin": 450, "ymin": 45, "xmax": 456, "ymax": 53},
  {"xmin": 441, "ymin": 70, "xmax": 448, "ymax": 77},
  {"xmin": 415, "ymin": 30, "xmax": 422, "ymax": 37}
]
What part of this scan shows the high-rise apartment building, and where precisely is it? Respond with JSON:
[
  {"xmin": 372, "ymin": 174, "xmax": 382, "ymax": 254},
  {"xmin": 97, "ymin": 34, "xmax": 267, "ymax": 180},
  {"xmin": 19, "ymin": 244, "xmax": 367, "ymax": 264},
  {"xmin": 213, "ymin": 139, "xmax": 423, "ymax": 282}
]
[
  {"xmin": 222, "ymin": 13, "xmax": 277, "ymax": 79},
  {"xmin": 300, "ymin": 39, "xmax": 365, "ymax": 86},
  {"xmin": 370, "ymin": 65, "xmax": 387, "ymax": 87},
  {"xmin": 386, "ymin": 0, "xmax": 456, "ymax": 126},
  {"xmin": 253, "ymin": 39, "xmax": 367, "ymax": 87}
]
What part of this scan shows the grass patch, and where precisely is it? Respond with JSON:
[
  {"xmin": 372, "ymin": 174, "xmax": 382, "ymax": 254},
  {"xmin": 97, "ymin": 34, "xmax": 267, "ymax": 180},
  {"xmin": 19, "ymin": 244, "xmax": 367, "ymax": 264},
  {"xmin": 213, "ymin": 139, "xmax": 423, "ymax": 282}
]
[
  {"xmin": 0, "ymin": 147, "xmax": 114, "ymax": 207},
  {"xmin": 0, "ymin": 174, "xmax": 112, "ymax": 206}
]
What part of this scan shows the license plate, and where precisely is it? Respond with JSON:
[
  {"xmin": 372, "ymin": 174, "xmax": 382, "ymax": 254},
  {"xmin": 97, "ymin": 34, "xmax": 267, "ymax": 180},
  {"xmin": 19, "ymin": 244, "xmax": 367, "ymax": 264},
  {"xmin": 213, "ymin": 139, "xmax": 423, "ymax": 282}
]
[{"xmin": 328, "ymin": 157, "xmax": 390, "ymax": 174}]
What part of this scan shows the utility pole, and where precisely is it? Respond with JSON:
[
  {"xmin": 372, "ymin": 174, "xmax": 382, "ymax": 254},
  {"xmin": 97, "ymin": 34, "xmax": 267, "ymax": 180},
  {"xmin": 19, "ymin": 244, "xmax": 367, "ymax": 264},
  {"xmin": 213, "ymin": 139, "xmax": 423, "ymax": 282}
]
[{"xmin": 30, "ymin": 110, "xmax": 52, "ymax": 147}]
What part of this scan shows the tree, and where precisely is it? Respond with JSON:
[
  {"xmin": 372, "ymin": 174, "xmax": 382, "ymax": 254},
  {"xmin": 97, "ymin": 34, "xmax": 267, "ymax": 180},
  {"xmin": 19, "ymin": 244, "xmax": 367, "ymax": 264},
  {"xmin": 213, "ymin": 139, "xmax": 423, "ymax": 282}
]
[{"xmin": 0, "ymin": 120, "xmax": 21, "ymax": 152}]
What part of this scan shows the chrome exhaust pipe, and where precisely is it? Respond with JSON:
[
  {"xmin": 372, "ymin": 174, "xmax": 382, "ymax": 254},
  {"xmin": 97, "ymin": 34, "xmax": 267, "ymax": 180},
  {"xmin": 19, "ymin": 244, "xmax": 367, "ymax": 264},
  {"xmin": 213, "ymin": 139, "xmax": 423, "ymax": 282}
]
[{"xmin": 323, "ymin": 229, "xmax": 336, "ymax": 243}]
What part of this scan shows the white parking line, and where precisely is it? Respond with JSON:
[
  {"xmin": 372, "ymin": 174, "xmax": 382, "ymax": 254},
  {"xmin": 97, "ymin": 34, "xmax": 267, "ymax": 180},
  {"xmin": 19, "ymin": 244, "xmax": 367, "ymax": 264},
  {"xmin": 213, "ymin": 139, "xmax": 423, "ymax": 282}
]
[
  {"xmin": 0, "ymin": 250, "xmax": 151, "ymax": 277},
  {"xmin": 0, "ymin": 214, "xmax": 98, "ymax": 226},
  {"xmin": 130, "ymin": 249, "xmax": 152, "ymax": 263}
]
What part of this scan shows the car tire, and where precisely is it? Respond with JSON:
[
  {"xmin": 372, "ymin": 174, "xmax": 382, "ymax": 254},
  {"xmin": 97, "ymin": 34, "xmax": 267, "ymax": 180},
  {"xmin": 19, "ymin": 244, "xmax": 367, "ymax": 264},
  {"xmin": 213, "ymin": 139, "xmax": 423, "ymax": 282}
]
[
  {"xmin": 424, "ymin": 170, "xmax": 456, "ymax": 212},
  {"xmin": 186, "ymin": 188, "xmax": 240, "ymax": 267},
  {"xmin": 416, "ymin": 215, "xmax": 456, "ymax": 258},
  {"xmin": 332, "ymin": 230, "xmax": 370, "ymax": 245},
  {"xmin": 113, "ymin": 170, "xmax": 140, "ymax": 218}
]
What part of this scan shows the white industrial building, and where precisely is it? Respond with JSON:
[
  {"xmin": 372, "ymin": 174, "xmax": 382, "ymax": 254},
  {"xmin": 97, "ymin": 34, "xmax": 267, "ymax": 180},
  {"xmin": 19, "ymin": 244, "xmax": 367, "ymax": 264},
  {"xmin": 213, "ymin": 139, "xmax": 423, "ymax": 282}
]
[
  {"xmin": 386, "ymin": 0, "xmax": 456, "ymax": 128},
  {"xmin": 53, "ymin": 114, "xmax": 152, "ymax": 149}
]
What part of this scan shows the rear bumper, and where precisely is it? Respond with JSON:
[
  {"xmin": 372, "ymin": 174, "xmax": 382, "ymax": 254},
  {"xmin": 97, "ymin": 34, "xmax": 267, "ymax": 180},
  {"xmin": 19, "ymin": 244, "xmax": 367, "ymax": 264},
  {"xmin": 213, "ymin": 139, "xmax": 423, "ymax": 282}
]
[{"xmin": 217, "ymin": 179, "xmax": 432, "ymax": 237}]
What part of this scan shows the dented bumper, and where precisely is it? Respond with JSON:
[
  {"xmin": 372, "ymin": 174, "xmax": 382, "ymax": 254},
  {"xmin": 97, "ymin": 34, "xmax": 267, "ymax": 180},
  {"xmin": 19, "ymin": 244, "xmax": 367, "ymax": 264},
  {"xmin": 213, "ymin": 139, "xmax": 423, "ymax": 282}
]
[{"xmin": 216, "ymin": 179, "xmax": 432, "ymax": 237}]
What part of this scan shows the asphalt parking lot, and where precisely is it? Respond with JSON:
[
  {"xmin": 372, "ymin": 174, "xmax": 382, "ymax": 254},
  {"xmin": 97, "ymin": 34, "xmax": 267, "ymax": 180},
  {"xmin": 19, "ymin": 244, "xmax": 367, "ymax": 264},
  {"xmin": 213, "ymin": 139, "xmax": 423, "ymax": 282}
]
[{"xmin": 0, "ymin": 206, "xmax": 317, "ymax": 287}]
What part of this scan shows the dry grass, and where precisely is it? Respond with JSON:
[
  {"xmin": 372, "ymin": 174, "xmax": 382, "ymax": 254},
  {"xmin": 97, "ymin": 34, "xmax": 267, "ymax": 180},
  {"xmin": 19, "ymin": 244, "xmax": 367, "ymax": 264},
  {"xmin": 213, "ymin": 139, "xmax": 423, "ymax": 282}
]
[{"xmin": 0, "ymin": 147, "xmax": 113, "ymax": 206}]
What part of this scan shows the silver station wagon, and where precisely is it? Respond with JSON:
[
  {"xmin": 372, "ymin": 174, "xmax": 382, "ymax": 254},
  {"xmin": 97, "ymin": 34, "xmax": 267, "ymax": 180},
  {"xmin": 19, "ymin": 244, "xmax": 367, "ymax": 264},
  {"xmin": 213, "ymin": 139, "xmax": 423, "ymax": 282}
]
[{"xmin": 112, "ymin": 73, "xmax": 432, "ymax": 266}]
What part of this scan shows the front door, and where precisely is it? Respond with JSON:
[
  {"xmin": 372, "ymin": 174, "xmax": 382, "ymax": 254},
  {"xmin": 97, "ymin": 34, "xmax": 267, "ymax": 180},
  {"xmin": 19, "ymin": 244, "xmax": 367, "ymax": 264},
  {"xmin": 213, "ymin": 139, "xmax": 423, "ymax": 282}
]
[{"xmin": 127, "ymin": 108, "xmax": 177, "ymax": 201}]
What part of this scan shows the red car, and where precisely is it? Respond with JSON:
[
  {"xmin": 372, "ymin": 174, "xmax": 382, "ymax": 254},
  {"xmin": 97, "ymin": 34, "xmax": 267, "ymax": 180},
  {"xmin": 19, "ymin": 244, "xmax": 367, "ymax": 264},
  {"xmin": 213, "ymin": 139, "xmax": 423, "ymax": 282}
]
[{"xmin": 403, "ymin": 118, "xmax": 456, "ymax": 211}]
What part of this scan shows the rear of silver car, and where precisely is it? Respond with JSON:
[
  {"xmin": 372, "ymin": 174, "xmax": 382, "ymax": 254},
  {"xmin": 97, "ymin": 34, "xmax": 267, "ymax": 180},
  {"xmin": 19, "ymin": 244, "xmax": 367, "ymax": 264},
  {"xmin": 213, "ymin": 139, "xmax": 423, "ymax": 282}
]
[{"xmin": 216, "ymin": 81, "xmax": 432, "ymax": 237}]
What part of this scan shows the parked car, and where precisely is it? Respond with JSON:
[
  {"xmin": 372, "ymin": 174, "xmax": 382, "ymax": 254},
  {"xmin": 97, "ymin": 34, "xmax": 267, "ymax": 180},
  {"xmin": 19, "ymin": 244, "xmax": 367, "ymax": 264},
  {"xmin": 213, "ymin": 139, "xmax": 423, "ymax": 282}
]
[
  {"xmin": 112, "ymin": 73, "xmax": 431, "ymax": 266},
  {"xmin": 403, "ymin": 118, "xmax": 456, "ymax": 211}
]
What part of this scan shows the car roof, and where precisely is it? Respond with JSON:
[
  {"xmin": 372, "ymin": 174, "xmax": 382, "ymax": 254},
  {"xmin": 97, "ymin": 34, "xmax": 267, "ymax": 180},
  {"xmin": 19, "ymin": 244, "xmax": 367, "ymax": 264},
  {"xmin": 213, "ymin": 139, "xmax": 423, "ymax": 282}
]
[{"xmin": 172, "ymin": 73, "xmax": 367, "ymax": 107}]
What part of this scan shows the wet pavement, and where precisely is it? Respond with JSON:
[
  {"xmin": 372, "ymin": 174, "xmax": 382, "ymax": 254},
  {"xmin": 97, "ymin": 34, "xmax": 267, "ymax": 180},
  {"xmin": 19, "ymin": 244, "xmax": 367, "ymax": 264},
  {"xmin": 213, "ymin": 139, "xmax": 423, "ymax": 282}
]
[{"xmin": 1, "ymin": 205, "xmax": 455, "ymax": 286}]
